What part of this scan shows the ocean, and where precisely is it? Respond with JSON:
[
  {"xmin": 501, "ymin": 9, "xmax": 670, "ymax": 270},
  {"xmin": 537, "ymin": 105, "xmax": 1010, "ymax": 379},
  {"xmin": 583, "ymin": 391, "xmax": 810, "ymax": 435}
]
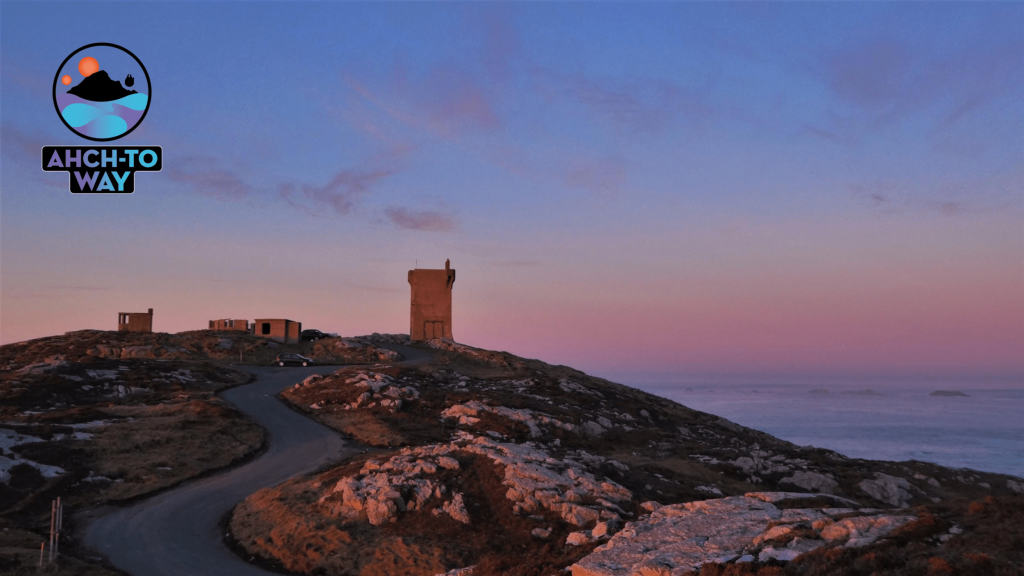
[{"xmin": 621, "ymin": 378, "xmax": 1024, "ymax": 478}]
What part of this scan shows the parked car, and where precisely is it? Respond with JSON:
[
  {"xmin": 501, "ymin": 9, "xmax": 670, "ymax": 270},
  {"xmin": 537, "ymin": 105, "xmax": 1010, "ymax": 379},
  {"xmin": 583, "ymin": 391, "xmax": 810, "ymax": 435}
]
[
  {"xmin": 274, "ymin": 353, "xmax": 314, "ymax": 367},
  {"xmin": 300, "ymin": 329, "xmax": 330, "ymax": 342}
]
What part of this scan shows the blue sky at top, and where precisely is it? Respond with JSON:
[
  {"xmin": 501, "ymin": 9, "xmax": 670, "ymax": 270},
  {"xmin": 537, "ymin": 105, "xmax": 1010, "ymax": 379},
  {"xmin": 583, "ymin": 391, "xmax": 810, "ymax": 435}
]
[{"xmin": 2, "ymin": 2, "xmax": 1022, "ymax": 381}]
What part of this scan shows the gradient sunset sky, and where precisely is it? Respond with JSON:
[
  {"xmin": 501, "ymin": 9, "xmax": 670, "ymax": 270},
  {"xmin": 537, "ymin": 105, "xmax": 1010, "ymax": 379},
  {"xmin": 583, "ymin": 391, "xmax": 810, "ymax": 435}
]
[{"xmin": 2, "ymin": 2, "xmax": 1021, "ymax": 385}]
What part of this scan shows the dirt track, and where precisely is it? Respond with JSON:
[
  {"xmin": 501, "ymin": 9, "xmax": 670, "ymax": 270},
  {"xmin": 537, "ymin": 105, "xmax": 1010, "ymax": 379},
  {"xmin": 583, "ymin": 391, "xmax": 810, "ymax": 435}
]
[{"xmin": 80, "ymin": 365, "xmax": 355, "ymax": 575}]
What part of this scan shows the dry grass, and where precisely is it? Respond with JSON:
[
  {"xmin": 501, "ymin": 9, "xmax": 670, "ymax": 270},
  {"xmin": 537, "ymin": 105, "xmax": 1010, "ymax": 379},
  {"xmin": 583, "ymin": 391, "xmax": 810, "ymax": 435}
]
[
  {"xmin": 0, "ymin": 519, "xmax": 120, "ymax": 576},
  {"xmin": 0, "ymin": 330, "xmax": 268, "ymax": 573},
  {"xmin": 84, "ymin": 401, "xmax": 264, "ymax": 502}
]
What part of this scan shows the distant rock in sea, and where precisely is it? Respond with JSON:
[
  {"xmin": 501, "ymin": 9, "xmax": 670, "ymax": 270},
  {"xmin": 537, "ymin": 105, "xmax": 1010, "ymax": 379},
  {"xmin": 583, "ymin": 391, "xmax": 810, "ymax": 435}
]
[
  {"xmin": 809, "ymin": 388, "xmax": 829, "ymax": 395},
  {"xmin": 930, "ymin": 390, "xmax": 969, "ymax": 397},
  {"xmin": 66, "ymin": 70, "xmax": 138, "ymax": 102},
  {"xmin": 841, "ymin": 389, "xmax": 884, "ymax": 396},
  {"xmin": 684, "ymin": 387, "xmax": 694, "ymax": 392}
]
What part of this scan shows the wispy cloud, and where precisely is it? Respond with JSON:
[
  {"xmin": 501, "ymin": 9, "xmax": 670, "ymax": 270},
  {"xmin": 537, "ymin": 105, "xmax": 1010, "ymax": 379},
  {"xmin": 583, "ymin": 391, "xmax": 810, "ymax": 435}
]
[
  {"xmin": 346, "ymin": 62, "xmax": 501, "ymax": 140},
  {"xmin": 819, "ymin": 31, "xmax": 1023, "ymax": 127},
  {"xmin": 280, "ymin": 169, "xmax": 395, "ymax": 217},
  {"xmin": 166, "ymin": 156, "xmax": 249, "ymax": 201},
  {"xmin": 534, "ymin": 66, "xmax": 715, "ymax": 135},
  {"xmin": 563, "ymin": 156, "xmax": 628, "ymax": 197},
  {"xmin": 851, "ymin": 178, "xmax": 1012, "ymax": 217},
  {"xmin": 1, "ymin": 124, "xmax": 48, "ymax": 162},
  {"xmin": 384, "ymin": 206, "xmax": 456, "ymax": 232}
]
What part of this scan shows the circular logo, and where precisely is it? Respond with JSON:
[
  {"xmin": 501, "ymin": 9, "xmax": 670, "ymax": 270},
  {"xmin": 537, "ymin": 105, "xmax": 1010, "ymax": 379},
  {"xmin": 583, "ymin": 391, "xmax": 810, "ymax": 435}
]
[{"xmin": 52, "ymin": 43, "xmax": 151, "ymax": 141}]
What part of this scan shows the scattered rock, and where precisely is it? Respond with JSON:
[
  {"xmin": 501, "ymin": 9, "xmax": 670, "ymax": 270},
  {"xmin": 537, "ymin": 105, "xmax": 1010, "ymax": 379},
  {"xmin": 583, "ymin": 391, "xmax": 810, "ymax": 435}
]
[
  {"xmin": 592, "ymin": 518, "xmax": 622, "ymax": 538},
  {"xmin": 442, "ymin": 493, "xmax": 471, "ymax": 524},
  {"xmin": 858, "ymin": 473, "xmax": 915, "ymax": 508},
  {"xmin": 779, "ymin": 471, "xmax": 839, "ymax": 494},
  {"xmin": 566, "ymin": 531, "xmax": 595, "ymax": 546},
  {"xmin": 640, "ymin": 501, "xmax": 662, "ymax": 512}
]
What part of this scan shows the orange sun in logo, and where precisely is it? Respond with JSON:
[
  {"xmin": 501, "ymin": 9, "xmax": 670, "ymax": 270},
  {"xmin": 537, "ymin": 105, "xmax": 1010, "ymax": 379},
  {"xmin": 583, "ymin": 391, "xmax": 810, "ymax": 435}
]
[
  {"xmin": 78, "ymin": 56, "xmax": 99, "ymax": 77},
  {"xmin": 61, "ymin": 75, "xmax": 72, "ymax": 85}
]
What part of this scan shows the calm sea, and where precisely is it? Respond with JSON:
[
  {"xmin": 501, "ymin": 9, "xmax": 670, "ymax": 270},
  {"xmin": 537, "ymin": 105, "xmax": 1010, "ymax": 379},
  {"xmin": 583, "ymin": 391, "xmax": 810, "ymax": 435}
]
[{"xmin": 617, "ymin": 377, "xmax": 1024, "ymax": 478}]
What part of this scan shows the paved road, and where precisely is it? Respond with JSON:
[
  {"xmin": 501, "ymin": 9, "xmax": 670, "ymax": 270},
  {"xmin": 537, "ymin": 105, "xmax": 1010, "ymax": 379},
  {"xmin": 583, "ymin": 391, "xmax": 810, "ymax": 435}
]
[{"xmin": 81, "ymin": 366, "xmax": 355, "ymax": 576}]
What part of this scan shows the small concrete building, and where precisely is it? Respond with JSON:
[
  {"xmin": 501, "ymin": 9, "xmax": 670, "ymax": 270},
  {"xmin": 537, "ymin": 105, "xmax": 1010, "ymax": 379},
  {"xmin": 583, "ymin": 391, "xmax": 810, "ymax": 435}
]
[
  {"xmin": 253, "ymin": 319, "xmax": 302, "ymax": 343},
  {"xmin": 209, "ymin": 318, "xmax": 249, "ymax": 332},
  {"xmin": 118, "ymin": 308, "xmax": 153, "ymax": 333},
  {"xmin": 408, "ymin": 259, "xmax": 455, "ymax": 341}
]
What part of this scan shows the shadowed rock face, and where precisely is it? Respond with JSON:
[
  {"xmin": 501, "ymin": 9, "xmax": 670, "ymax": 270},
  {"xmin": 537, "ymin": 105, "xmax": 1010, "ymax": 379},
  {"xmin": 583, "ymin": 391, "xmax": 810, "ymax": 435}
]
[
  {"xmin": 66, "ymin": 70, "xmax": 138, "ymax": 101},
  {"xmin": 570, "ymin": 493, "xmax": 915, "ymax": 576}
]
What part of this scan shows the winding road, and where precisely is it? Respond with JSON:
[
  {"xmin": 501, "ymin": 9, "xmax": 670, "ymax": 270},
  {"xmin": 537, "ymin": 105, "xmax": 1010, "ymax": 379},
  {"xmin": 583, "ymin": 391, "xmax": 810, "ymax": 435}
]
[
  {"xmin": 82, "ymin": 366, "xmax": 350, "ymax": 575},
  {"xmin": 81, "ymin": 343, "xmax": 432, "ymax": 575}
]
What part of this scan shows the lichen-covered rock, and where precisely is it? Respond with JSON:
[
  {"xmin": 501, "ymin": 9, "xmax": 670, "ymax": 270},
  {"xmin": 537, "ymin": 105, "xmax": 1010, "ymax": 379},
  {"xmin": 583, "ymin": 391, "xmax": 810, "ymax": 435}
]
[
  {"xmin": 317, "ymin": 437, "xmax": 630, "ymax": 531},
  {"xmin": 858, "ymin": 473, "xmax": 915, "ymax": 508},
  {"xmin": 779, "ymin": 471, "xmax": 839, "ymax": 494},
  {"xmin": 462, "ymin": 437, "xmax": 630, "ymax": 527},
  {"xmin": 567, "ymin": 531, "xmax": 595, "ymax": 546},
  {"xmin": 592, "ymin": 518, "xmax": 621, "ymax": 538},
  {"xmin": 570, "ymin": 493, "xmax": 915, "ymax": 576},
  {"xmin": 441, "ymin": 401, "xmax": 574, "ymax": 437},
  {"xmin": 580, "ymin": 421, "xmax": 606, "ymax": 438},
  {"xmin": 640, "ymin": 501, "xmax": 662, "ymax": 512},
  {"xmin": 442, "ymin": 493, "xmax": 471, "ymax": 524}
]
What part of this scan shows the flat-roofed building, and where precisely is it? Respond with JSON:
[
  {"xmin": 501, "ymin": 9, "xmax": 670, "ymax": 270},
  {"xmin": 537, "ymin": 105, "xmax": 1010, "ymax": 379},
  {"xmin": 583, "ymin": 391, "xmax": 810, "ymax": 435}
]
[
  {"xmin": 118, "ymin": 308, "xmax": 153, "ymax": 333},
  {"xmin": 253, "ymin": 318, "xmax": 302, "ymax": 343},
  {"xmin": 209, "ymin": 318, "xmax": 249, "ymax": 331}
]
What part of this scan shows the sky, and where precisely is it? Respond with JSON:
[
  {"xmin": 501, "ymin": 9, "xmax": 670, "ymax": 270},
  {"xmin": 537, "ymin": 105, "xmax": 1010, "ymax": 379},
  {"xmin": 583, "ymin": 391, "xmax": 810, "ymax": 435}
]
[{"xmin": 1, "ymin": 2, "xmax": 1022, "ymax": 386}]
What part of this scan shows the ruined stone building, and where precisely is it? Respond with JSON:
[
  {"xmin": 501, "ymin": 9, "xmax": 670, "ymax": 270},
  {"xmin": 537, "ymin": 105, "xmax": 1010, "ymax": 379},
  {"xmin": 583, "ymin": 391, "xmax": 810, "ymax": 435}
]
[
  {"xmin": 117, "ymin": 308, "xmax": 153, "ymax": 333},
  {"xmin": 209, "ymin": 318, "xmax": 249, "ymax": 331},
  {"xmin": 253, "ymin": 318, "xmax": 302, "ymax": 343},
  {"xmin": 408, "ymin": 259, "xmax": 455, "ymax": 341}
]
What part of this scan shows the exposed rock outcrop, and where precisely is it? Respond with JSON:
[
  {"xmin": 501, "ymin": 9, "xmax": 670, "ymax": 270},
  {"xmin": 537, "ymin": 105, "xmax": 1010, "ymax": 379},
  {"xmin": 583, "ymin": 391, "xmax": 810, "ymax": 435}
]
[
  {"xmin": 316, "ymin": 436, "xmax": 631, "ymax": 530},
  {"xmin": 858, "ymin": 472, "xmax": 916, "ymax": 508},
  {"xmin": 571, "ymin": 492, "xmax": 914, "ymax": 576},
  {"xmin": 442, "ymin": 400, "xmax": 575, "ymax": 437},
  {"xmin": 779, "ymin": 470, "xmax": 839, "ymax": 494}
]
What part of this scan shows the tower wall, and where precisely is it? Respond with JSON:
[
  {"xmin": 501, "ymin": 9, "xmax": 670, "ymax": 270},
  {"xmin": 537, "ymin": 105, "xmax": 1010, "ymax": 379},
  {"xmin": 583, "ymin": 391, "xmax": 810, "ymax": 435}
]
[{"xmin": 408, "ymin": 264, "xmax": 455, "ymax": 341}]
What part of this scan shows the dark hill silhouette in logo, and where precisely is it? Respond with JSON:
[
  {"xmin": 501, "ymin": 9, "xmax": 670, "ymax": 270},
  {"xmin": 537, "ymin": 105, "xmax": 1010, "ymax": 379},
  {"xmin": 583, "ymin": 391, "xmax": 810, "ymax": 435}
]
[{"xmin": 66, "ymin": 70, "xmax": 138, "ymax": 102}]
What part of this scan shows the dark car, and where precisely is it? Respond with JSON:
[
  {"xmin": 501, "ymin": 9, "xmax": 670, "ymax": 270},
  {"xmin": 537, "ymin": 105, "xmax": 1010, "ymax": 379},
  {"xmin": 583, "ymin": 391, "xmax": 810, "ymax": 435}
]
[
  {"xmin": 300, "ymin": 329, "xmax": 330, "ymax": 342},
  {"xmin": 274, "ymin": 353, "xmax": 314, "ymax": 367}
]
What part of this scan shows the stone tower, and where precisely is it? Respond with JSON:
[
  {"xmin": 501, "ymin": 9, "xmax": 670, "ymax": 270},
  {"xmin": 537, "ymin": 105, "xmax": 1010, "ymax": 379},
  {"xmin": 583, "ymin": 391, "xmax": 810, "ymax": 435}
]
[{"xmin": 408, "ymin": 259, "xmax": 455, "ymax": 341}]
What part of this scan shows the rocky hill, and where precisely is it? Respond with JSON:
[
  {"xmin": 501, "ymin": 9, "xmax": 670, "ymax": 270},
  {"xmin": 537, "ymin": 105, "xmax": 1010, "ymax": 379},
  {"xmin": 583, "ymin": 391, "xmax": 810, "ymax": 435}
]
[
  {"xmin": 228, "ymin": 337, "xmax": 1024, "ymax": 576},
  {"xmin": 1, "ymin": 331, "xmax": 1020, "ymax": 575},
  {"xmin": 0, "ymin": 329, "xmax": 402, "ymax": 574}
]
